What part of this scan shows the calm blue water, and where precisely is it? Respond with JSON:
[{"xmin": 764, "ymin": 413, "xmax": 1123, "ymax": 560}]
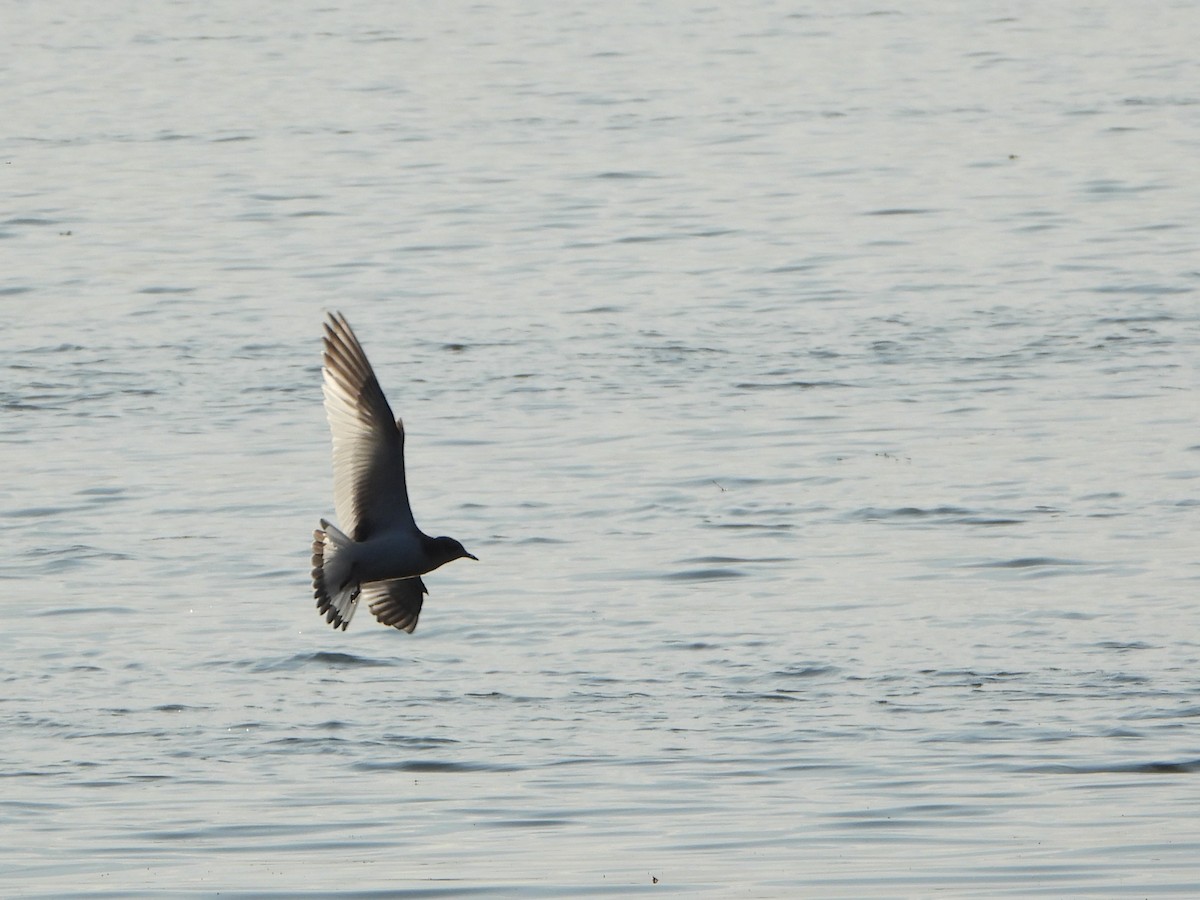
[{"xmin": 4, "ymin": 2, "xmax": 1200, "ymax": 896}]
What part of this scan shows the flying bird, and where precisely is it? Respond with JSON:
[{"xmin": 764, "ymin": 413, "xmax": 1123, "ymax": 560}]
[{"xmin": 311, "ymin": 312, "xmax": 476, "ymax": 633}]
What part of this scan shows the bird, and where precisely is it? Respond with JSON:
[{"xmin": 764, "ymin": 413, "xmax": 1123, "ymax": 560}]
[{"xmin": 311, "ymin": 312, "xmax": 476, "ymax": 633}]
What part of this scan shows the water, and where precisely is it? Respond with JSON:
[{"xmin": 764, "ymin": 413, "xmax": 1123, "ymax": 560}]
[{"xmin": 4, "ymin": 2, "xmax": 1200, "ymax": 896}]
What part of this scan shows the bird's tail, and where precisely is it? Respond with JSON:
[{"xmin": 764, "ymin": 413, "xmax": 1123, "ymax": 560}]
[{"xmin": 312, "ymin": 519, "xmax": 359, "ymax": 630}]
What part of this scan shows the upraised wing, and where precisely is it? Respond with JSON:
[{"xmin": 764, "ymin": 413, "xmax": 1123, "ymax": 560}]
[{"xmin": 321, "ymin": 312, "xmax": 417, "ymax": 541}]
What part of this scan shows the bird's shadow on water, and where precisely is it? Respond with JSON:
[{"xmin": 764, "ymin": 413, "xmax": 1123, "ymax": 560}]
[{"xmin": 211, "ymin": 650, "xmax": 403, "ymax": 673}]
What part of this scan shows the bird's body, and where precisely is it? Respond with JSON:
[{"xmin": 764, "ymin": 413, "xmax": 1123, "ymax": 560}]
[{"xmin": 311, "ymin": 312, "xmax": 475, "ymax": 633}]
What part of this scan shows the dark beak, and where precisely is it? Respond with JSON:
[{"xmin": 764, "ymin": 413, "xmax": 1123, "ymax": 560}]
[{"xmin": 465, "ymin": 552, "xmax": 479, "ymax": 561}]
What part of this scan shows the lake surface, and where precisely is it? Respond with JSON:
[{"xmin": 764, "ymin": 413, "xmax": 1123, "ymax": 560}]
[{"xmin": 4, "ymin": 2, "xmax": 1200, "ymax": 896}]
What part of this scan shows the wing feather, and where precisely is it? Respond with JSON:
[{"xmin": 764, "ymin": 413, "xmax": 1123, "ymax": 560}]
[
  {"xmin": 363, "ymin": 577, "xmax": 427, "ymax": 633},
  {"xmin": 322, "ymin": 312, "xmax": 416, "ymax": 540}
]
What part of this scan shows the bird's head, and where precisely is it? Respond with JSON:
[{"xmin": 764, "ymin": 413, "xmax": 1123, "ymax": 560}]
[{"xmin": 427, "ymin": 535, "xmax": 478, "ymax": 569}]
